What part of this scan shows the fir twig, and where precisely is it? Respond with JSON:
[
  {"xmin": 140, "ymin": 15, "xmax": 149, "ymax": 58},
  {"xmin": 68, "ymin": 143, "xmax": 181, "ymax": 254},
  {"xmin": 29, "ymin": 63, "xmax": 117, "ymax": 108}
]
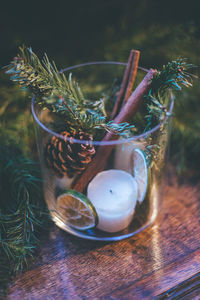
[
  {"xmin": 0, "ymin": 145, "xmax": 49, "ymax": 294},
  {"xmin": 5, "ymin": 46, "xmax": 135, "ymax": 138},
  {"xmin": 145, "ymin": 59, "xmax": 195, "ymax": 131}
]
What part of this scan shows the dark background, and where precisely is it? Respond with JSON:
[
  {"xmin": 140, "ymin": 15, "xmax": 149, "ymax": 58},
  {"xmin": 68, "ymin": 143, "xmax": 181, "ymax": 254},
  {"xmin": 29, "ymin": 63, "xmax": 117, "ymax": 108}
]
[
  {"xmin": 1, "ymin": 0, "xmax": 200, "ymax": 67},
  {"xmin": 1, "ymin": 0, "xmax": 200, "ymax": 179}
]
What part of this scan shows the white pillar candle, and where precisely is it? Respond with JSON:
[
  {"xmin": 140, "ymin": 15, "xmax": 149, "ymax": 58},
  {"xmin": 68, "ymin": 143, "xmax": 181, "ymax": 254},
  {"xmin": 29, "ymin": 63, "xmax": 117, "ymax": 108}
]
[
  {"xmin": 87, "ymin": 169, "xmax": 138, "ymax": 233},
  {"xmin": 114, "ymin": 141, "xmax": 146, "ymax": 172}
]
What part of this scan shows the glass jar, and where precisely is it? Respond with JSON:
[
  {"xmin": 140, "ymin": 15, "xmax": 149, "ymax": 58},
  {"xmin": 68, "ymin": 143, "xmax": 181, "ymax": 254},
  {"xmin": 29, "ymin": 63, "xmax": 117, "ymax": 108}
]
[{"xmin": 31, "ymin": 62, "xmax": 173, "ymax": 241}]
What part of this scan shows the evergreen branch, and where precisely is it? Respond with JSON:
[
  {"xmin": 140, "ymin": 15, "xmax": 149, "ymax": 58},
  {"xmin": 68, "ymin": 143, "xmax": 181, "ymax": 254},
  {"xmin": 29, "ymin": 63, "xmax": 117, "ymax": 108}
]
[
  {"xmin": 5, "ymin": 46, "xmax": 112, "ymax": 134},
  {"xmin": 5, "ymin": 46, "xmax": 137, "ymax": 139},
  {"xmin": 5, "ymin": 46, "xmax": 86, "ymax": 101},
  {"xmin": 145, "ymin": 59, "xmax": 195, "ymax": 131},
  {"xmin": 100, "ymin": 121, "xmax": 135, "ymax": 137},
  {"xmin": 150, "ymin": 59, "xmax": 195, "ymax": 95},
  {"xmin": 0, "ymin": 145, "xmax": 49, "ymax": 293}
]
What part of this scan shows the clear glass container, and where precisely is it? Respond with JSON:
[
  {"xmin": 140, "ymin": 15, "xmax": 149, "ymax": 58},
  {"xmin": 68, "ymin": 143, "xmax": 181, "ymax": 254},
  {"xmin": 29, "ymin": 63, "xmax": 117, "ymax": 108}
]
[{"xmin": 31, "ymin": 62, "xmax": 173, "ymax": 241}]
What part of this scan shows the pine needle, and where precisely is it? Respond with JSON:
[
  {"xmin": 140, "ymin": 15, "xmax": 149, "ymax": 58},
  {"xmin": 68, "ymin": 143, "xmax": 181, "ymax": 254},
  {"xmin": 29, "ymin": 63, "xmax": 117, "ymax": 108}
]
[
  {"xmin": 145, "ymin": 59, "xmax": 195, "ymax": 131},
  {"xmin": 4, "ymin": 46, "xmax": 137, "ymax": 138},
  {"xmin": 0, "ymin": 144, "xmax": 49, "ymax": 294}
]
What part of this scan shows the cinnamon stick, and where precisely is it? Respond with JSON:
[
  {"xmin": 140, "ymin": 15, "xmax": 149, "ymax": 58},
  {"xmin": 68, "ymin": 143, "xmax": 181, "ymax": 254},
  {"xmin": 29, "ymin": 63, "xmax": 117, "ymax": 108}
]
[
  {"xmin": 110, "ymin": 50, "xmax": 140, "ymax": 120},
  {"xmin": 73, "ymin": 69, "xmax": 156, "ymax": 192},
  {"xmin": 123, "ymin": 50, "xmax": 140, "ymax": 105}
]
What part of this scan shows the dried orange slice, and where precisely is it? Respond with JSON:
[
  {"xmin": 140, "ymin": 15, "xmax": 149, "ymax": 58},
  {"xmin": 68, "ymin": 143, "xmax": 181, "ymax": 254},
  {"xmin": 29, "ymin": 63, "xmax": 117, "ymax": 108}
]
[{"xmin": 57, "ymin": 189, "xmax": 98, "ymax": 230}]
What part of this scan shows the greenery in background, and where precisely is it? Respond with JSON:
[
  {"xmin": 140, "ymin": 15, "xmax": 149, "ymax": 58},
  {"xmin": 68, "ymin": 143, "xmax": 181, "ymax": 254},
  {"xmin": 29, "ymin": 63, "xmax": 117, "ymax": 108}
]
[{"xmin": 0, "ymin": 86, "xmax": 35, "ymax": 155}]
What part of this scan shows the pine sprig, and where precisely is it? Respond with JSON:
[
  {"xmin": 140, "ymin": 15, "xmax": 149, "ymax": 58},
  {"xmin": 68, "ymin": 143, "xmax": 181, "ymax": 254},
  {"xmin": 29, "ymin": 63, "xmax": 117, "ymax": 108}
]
[
  {"xmin": 151, "ymin": 59, "xmax": 194, "ymax": 94},
  {"xmin": 101, "ymin": 121, "xmax": 135, "ymax": 137},
  {"xmin": 5, "ymin": 46, "xmax": 137, "ymax": 138},
  {"xmin": 145, "ymin": 59, "xmax": 195, "ymax": 130},
  {"xmin": 42, "ymin": 90, "xmax": 107, "ymax": 132},
  {"xmin": 0, "ymin": 145, "xmax": 49, "ymax": 294},
  {"xmin": 5, "ymin": 46, "xmax": 106, "ymax": 120},
  {"xmin": 5, "ymin": 46, "xmax": 67, "ymax": 97}
]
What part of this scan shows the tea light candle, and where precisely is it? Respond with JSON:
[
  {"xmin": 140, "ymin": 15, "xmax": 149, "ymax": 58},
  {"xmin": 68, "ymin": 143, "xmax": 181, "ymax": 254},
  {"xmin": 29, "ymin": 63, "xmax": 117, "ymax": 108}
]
[{"xmin": 87, "ymin": 169, "xmax": 138, "ymax": 232}]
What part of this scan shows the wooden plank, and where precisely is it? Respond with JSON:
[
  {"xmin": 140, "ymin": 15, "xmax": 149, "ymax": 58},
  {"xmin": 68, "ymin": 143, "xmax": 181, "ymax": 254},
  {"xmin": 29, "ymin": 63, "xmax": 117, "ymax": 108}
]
[
  {"xmin": 107, "ymin": 250, "xmax": 200, "ymax": 299},
  {"xmin": 7, "ymin": 175, "xmax": 200, "ymax": 299},
  {"xmin": 156, "ymin": 272, "xmax": 200, "ymax": 300}
]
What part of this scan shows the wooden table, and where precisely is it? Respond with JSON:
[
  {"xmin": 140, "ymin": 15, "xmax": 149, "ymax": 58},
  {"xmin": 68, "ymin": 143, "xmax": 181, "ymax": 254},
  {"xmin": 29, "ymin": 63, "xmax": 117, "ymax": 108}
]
[{"xmin": 7, "ymin": 174, "xmax": 200, "ymax": 299}]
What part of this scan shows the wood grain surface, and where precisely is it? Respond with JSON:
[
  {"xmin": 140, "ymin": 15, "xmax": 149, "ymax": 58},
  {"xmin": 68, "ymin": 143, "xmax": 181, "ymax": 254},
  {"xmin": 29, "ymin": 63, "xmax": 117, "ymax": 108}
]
[{"xmin": 7, "ymin": 173, "xmax": 200, "ymax": 300}]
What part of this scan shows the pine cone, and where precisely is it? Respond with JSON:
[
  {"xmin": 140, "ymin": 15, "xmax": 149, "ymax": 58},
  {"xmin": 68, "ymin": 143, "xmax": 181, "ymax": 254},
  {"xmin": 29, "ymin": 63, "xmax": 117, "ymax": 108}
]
[{"xmin": 44, "ymin": 131, "xmax": 96, "ymax": 178}]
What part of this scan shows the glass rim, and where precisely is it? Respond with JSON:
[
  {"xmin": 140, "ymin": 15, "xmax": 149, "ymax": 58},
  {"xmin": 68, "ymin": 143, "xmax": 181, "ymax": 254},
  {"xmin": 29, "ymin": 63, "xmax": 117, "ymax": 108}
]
[{"xmin": 31, "ymin": 61, "xmax": 174, "ymax": 146}]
